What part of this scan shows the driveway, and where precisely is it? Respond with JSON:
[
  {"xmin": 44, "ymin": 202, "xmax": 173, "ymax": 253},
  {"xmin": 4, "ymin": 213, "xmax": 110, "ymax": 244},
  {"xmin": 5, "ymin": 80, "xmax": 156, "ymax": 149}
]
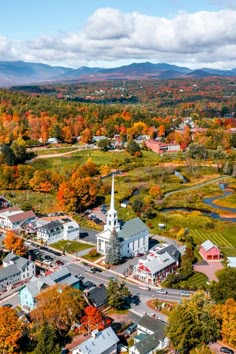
[{"xmin": 194, "ymin": 261, "xmax": 223, "ymax": 281}]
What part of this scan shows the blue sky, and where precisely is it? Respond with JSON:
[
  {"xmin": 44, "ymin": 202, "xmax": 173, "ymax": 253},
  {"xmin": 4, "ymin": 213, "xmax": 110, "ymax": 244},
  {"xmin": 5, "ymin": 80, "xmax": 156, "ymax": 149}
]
[{"xmin": 0, "ymin": 0, "xmax": 235, "ymax": 69}]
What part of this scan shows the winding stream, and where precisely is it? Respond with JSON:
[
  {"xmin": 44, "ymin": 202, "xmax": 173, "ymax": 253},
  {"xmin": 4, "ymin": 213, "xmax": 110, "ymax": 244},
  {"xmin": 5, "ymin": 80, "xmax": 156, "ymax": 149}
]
[{"xmin": 162, "ymin": 180, "xmax": 236, "ymax": 222}]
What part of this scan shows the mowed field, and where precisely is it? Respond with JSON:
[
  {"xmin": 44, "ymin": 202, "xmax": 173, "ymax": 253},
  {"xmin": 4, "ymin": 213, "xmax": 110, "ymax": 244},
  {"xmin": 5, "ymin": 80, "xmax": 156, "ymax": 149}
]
[{"xmin": 190, "ymin": 227, "xmax": 236, "ymax": 256}]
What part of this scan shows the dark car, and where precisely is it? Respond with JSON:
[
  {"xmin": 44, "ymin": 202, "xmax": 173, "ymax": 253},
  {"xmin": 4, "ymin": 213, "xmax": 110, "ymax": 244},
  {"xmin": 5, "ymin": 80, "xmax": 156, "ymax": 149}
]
[
  {"xmin": 55, "ymin": 260, "xmax": 64, "ymax": 266},
  {"xmin": 83, "ymin": 281, "xmax": 95, "ymax": 288},
  {"xmin": 220, "ymin": 347, "xmax": 234, "ymax": 354}
]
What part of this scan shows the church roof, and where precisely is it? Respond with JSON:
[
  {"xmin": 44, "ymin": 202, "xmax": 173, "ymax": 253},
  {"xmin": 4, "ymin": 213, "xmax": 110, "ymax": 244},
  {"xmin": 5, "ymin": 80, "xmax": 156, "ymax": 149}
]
[{"xmin": 118, "ymin": 217, "xmax": 149, "ymax": 241}]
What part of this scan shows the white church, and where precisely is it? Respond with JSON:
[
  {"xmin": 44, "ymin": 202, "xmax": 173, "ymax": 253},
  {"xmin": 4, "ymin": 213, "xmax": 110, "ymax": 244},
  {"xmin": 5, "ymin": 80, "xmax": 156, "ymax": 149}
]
[{"xmin": 96, "ymin": 174, "xmax": 149, "ymax": 258}]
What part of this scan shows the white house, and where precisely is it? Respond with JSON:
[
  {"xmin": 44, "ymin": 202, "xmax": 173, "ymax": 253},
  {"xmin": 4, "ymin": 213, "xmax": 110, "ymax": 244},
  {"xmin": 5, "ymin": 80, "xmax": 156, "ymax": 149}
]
[
  {"xmin": 36, "ymin": 218, "xmax": 80, "ymax": 244},
  {"xmin": 0, "ymin": 207, "xmax": 36, "ymax": 230},
  {"xmin": 0, "ymin": 253, "xmax": 35, "ymax": 293},
  {"xmin": 96, "ymin": 174, "xmax": 149, "ymax": 258},
  {"xmin": 71, "ymin": 327, "xmax": 119, "ymax": 354},
  {"xmin": 129, "ymin": 314, "xmax": 169, "ymax": 354}
]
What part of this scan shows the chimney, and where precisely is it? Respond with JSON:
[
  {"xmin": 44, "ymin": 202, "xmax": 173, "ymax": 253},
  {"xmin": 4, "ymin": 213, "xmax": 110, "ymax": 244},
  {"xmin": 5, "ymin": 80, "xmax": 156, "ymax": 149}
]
[{"xmin": 91, "ymin": 329, "xmax": 99, "ymax": 338}]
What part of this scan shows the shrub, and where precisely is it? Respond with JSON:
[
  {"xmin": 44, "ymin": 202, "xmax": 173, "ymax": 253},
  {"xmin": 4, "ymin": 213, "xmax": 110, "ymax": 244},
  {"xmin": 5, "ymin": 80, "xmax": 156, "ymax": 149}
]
[{"xmin": 88, "ymin": 248, "xmax": 99, "ymax": 257}]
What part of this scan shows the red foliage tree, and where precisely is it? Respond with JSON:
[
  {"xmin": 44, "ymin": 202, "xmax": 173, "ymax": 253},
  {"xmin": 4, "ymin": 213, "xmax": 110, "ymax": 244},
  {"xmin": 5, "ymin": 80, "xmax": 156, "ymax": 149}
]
[{"xmin": 81, "ymin": 306, "xmax": 105, "ymax": 334}]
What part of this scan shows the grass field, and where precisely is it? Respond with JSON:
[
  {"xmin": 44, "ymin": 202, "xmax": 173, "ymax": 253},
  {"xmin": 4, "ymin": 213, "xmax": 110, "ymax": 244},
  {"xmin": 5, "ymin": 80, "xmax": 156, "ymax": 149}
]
[
  {"xmin": 51, "ymin": 240, "xmax": 93, "ymax": 254},
  {"xmin": 0, "ymin": 189, "xmax": 58, "ymax": 214}
]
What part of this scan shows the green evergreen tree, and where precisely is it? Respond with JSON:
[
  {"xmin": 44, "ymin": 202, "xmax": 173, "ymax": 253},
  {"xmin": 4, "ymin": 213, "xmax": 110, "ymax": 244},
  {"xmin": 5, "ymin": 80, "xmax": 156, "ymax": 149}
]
[
  {"xmin": 105, "ymin": 229, "xmax": 121, "ymax": 265},
  {"xmin": 33, "ymin": 325, "xmax": 61, "ymax": 354},
  {"xmin": 126, "ymin": 139, "xmax": 141, "ymax": 156},
  {"xmin": 107, "ymin": 279, "xmax": 129, "ymax": 310},
  {"xmin": 0, "ymin": 145, "xmax": 17, "ymax": 166}
]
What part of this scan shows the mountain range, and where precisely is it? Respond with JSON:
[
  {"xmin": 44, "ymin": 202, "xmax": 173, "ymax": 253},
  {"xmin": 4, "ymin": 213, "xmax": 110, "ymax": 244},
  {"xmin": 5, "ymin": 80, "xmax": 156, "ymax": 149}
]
[{"xmin": 0, "ymin": 60, "xmax": 236, "ymax": 87}]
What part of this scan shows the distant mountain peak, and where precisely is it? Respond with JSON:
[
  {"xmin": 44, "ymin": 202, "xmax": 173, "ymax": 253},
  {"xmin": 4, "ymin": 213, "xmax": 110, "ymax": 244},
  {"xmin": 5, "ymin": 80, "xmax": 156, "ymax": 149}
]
[{"xmin": 0, "ymin": 60, "xmax": 235, "ymax": 87}]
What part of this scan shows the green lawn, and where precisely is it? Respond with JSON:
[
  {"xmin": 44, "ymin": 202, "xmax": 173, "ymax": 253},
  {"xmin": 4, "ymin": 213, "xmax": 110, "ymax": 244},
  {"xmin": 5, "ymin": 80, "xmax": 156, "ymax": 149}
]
[{"xmin": 51, "ymin": 240, "xmax": 93, "ymax": 254}]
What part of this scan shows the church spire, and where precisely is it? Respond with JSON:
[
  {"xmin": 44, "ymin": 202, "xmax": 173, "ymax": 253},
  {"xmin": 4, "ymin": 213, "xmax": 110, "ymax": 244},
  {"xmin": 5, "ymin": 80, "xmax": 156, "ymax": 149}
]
[
  {"xmin": 110, "ymin": 172, "xmax": 115, "ymax": 212},
  {"xmin": 104, "ymin": 173, "xmax": 120, "ymax": 232}
]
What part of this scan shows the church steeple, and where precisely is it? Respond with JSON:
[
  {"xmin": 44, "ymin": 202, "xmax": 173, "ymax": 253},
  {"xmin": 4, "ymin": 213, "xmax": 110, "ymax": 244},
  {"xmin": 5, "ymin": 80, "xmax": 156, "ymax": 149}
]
[{"xmin": 104, "ymin": 174, "xmax": 120, "ymax": 232}]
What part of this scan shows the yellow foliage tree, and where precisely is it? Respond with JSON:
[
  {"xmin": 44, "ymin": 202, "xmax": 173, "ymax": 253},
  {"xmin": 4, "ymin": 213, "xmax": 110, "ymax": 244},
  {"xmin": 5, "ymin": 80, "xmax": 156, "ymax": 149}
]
[{"xmin": 0, "ymin": 306, "xmax": 24, "ymax": 353}]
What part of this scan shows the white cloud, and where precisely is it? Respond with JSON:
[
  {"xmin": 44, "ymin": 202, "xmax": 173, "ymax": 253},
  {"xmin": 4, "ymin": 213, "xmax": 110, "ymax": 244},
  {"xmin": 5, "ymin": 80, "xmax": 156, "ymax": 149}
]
[{"xmin": 0, "ymin": 8, "xmax": 236, "ymax": 69}]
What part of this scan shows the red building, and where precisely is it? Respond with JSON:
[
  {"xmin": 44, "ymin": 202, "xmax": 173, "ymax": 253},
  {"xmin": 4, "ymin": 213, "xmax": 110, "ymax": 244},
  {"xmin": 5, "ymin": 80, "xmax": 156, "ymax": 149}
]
[
  {"xmin": 146, "ymin": 140, "xmax": 180, "ymax": 154},
  {"xmin": 199, "ymin": 240, "xmax": 221, "ymax": 261}
]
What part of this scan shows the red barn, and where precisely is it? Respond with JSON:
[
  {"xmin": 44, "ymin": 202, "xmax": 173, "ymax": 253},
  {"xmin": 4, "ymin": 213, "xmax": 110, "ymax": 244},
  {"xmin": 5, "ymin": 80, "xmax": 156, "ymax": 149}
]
[{"xmin": 199, "ymin": 240, "xmax": 221, "ymax": 261}]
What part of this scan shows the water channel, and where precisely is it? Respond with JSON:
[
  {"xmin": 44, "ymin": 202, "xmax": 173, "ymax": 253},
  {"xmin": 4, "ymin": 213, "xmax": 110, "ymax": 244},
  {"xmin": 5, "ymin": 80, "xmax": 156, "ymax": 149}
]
[{"xmin": 161, "ymin": 181, "xmax": 236, "ymax": 222}]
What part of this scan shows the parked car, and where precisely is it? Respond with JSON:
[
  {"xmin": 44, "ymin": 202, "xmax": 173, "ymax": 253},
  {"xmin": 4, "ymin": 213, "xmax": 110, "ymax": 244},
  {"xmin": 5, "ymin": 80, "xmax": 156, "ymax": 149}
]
[
  {"xmin": 125, "ymin": 323, "xmax": 138, "ymax": 336},
  {"xmin": 85, "ymin": 266, "xmax": 96, "ymax": 273},
  {"xmin": 108, "ymin": 277, "xmax": 117, "ymax": 282},
  {"xmin": 55, "ymin": 260, "xmax": 64, "ymax": 266},
  {"xmin": 83, "ymin": 281, "xmax": 95, "ymax": 288},
  {"xmin": 179, "ymin": 291, "xmax": 191, "ymax": 297},
  {"xmin": 139, "ymin": 286, "xmax": 150, "ymax": 291},
  {"xmin": 220, "ymin": 347, "xmax": 234, "ymax": 354},
  {"xmin": 156, "ymin": 289, "xmax": 168, "ymax": 294}
]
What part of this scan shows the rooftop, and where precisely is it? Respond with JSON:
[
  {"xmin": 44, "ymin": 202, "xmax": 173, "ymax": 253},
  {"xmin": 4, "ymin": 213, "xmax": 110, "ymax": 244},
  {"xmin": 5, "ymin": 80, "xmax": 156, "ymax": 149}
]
[
  {"xmin": 201, "ymin": 240, "xmax": 219, "ymax": 252},
  {"xmin": 72, "ymin": 326, "xmax": 119, "ymax": 354},
  {"xmin": 118, "ymin": 217, "xmax": 149, "ymax": 241}
]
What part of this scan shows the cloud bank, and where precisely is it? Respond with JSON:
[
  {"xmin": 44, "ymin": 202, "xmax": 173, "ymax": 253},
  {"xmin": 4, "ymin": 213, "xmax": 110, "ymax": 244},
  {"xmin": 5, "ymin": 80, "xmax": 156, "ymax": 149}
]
[{"xmin": 1, "ymin": 8, "xmax": 236, "ymax": 69}]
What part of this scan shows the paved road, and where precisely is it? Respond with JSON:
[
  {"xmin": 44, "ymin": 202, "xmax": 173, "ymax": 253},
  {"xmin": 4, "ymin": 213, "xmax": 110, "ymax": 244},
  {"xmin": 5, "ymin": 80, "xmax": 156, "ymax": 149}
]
[{"xmin": 28, "ymin": 144, "xmax": 96, "ymax": 159}]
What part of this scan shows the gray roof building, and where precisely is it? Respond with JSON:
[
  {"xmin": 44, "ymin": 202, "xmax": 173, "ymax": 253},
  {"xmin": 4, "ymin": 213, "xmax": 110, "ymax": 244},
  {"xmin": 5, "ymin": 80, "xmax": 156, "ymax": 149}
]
[
  {"xmin": 118, "ymin": 217, "xmax": 149, "ymax": 241},
  {"xmin": 0, "ymin": 264, "xmax": 21, "ymax": 282},
  {"xmin": 129, "ymin": 315, "xmax": 168, "ymax": 354},
  {"xmin": 85, "ymin": 284, "xmax": 107, "ymax": 308},
  {"xmin": 138, "ymin": 314, "xmax": 165, "ymax": 337},
  {"xmin": 71, "ymin": 327, "xmax": 119, "ymax": 354}
]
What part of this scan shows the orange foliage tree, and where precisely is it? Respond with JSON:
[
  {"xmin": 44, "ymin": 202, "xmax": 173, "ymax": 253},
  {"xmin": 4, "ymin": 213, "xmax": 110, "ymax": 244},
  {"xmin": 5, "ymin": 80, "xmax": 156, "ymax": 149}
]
[
  {"xmin": 31, "ymin": 284, "xmax": 86, "ymax": 335},
  {"xmin": 81, "ymin": 306, "xmax": 105, "ymax": 334},
  {"xmin": 149, "ymin": 185, "xmax": 162, "ymax": 199},
  {"xmin": 0, "ymin": 306, "xmax": 24, "ymax": 353},
  {"xmin": 4, "ymin": 230, "xmax": 26, "ymax": 256}
]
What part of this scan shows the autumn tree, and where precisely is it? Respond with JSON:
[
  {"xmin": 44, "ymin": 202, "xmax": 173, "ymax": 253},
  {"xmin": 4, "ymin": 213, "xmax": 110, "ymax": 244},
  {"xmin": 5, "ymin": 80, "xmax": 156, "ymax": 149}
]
[
  {"xmin": 57, "ymin": 181, "xmax": 77, "ymax": 212},
  {"xmin": 81, "ymin": 306, "xmax": 105, "ymax": 334},
  {"xmin": 57, "ymin": 176, "xmax": 97, "ymax": 212},
  {"xmin": 29, "ymin": 170, "xmax": 54, "ymax": 193},
  {"xmin": 0, "ymin": 306, "xmax": 24, "ymax": 353},
  {"xmin": 31, "ymin": 284, "xmax": 86, "ymax": 336},
  {"xmin": 166, "ymin": 292, "xmax": 221, "ymax": 354},
  {"xmin": 4, "ymin": 230, "xmax": 26, "ymax": 256},
  {"xmin": 149, "ymin": 185, "xmax": 162, "ymax": 200},
  {"xmin": 190, "ymin": 346, "xmax": 214, "ymax": 354}
]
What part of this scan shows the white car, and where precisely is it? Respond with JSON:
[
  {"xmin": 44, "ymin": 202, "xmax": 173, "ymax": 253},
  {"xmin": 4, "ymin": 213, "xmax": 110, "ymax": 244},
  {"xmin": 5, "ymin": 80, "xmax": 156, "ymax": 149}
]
[
  {"xmin": 179, "ymin": 291, "xmax": 191, "ymax": 297},
  {"xmin": 139, "ymin": 286, "xmax": 150, "ymax": 291},
  {"xmin": 156, "ymin": 289, "xmax": 168, "ymax": 294}
]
